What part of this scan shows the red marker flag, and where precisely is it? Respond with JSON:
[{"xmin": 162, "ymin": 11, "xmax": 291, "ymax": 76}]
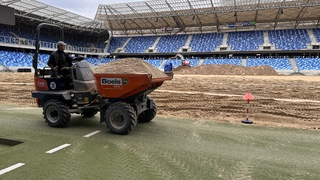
[{"xmin": 243, "ymin": 92, "xmax": 254, "ymax": 101}]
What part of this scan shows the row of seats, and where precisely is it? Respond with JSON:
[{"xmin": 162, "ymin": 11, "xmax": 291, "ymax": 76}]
[
  {"xmin": 202, "ymin": 58, "xmax": 242, "ymax": 66},
  {"xmin": 0, "ymin": 26, "xmax": 105, "ymax": 50},
  {"xmin": 1, "ymin": 26, "xmax": 320, "ymax": 53},
  {"xmin": 189, "ymin": 33, "xmax": 224, "ymax": 52},
  {"xmin": 246, "ymin": 58, "xmax": 293, "ymax": 70},
  {"xmin": 227, "ymin": 31, "xmax": 264, "ymax": 51},
  {"xmin": 295, "ymin": 58, "xmax": 320, "ymax": 70},
  {"xmin": 1, "ymin": 50, "xmax": 319, "ymax": 71},
  {"xmin": 106, "ymin": 29, "xmax": 318, "ymax": 53},
  {"xmin": 268, "ymin": 29, "xmax": 310, "ymax": 50}
]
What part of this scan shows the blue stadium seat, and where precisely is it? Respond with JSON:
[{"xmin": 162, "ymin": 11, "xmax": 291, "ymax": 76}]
[
  {"xmin": 268, "ymin": 29, "xmax": 310, "ymax": 50},
  {"xmin": 189, "ymin": 33, "xmax": 223, "ymax": 52},
  {"xmin": 227, "ymin": 31, "xmax": 264, "ymax": 51},
  {"xmin": 156, "ymin": 34, "xmax": 188, "ymax": 53},
  {"xmin": 246, "ymin": 58, "xmax": 293, "ymax": 70},
  {"xmin": 125, "ymin": 36, "xmax": 157, "ymax": 53},
  {"xmin": 202, "ymin": 58, "xmax": 242, "ymax": 66},
  {"xmin": 107, "ymin": 37, "xmax": 128, "ymax": 53},
  {"xmin": 295, "ymin": 58, "xmax": 320, "ymax": 70}
]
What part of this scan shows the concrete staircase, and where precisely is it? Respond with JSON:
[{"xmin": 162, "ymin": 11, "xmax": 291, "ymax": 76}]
[
  {"xmin": 121, "ymin": 37, "xmax": 132, "ymax": 49},
  {"xmin": 307, "ymin": 29, "xmax": 317, "ymax": 43},
  {"xmin": 222, "ymin": 33, "xmax": 228, "ymax": 46},
  {"xmin": 185, "ymin": 34, "xmax": 193, "ymax": 46},
  {"xmin": 158, "ymin": 59, "xmax": 167, "ymax": 69},
  {"xmin": 198, "ymin": 58, "xmax": 204, "ymax": 66},
  {"xmin": 289, "ymin": 58, "xmax": 299, "ymax": 72},
  {"xmin": 263, "ymin": 31, "xmax": 269, "ymax": 44},
  {"xmin": 242, "ymin": 58, "xmax": 247, "ymax": 66},
  {"xmin": 152, "ymin": 37, "xmax": 161, "ymax": 48}
]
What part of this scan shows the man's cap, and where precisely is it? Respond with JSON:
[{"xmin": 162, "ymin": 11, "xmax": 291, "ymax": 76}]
[{"xmin": 57, "ymin": 41, "xmax": 67, "ymax": 46}]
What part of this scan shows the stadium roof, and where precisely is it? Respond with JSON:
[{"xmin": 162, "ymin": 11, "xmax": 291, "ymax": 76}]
[
  {"xmin": 95, "ymin": 0, "xmax": 320, "ymax": 35},
  {"xmin": 0, "ymin": 0, "xmax": 106, "ymax": 32}
]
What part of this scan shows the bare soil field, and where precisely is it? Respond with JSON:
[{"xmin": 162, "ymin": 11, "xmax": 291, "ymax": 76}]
[{"xmin": 0, "ymin": 71, "xmax": 319, "ymax": 130}]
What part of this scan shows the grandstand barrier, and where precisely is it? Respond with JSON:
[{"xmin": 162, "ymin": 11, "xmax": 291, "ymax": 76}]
[
  {"xmin": 17, "ymin": 68, "xmax": 31, "ymax": 72},
  {"xmin": 307, "ymin": 43, "xmax": 320, "ymax": 50},
  {"xmin": 259, "ymin": 44, "xmax": 275, "ymax": 50},
  {"xmin": 179, "ymin": 46, "xmax": 192, "ymax": 52},
  {"xmin": 217, "ymin": 45, "xmax": 231, "ymax": 51},
  {"xmin": 147, "ymin": 47, "xmax": 156, "ymax": 53}
]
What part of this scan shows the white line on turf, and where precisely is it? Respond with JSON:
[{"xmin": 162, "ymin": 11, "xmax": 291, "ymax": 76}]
[
  {"xmin": 84, "ymin": 130, "xmax": 101, "ymax": 138},
  {"xmin": 46, "ymin": 144, "xmax": 71, "ymax": 154},
  {"xmin": 0, "ymin": 163, "xmax": 25, "ymax": 175}
]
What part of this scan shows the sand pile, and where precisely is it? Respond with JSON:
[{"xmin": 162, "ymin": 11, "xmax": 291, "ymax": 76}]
[
  {"xmin": 173, "ymin": 64, "xmax": 279, "ymax": 75},
  {"xmin": 92, "ymin": 58, "xmax": 168, "ymax": 78}
]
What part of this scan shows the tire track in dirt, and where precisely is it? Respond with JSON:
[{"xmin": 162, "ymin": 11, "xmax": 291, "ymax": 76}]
[
  {"xmin": 58, "ymin": 139, "xmax": 85, "ymax": 180},
  {"xmin": 110, "ymin": 141, "xmax": 198, "ymax": 180},
  {"xmin": 229, "ymin": 160, "xmax": 254, "ymax": 180}
]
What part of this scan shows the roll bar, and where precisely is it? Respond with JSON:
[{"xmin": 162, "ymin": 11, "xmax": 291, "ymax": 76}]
[{"xmin": 32, "ymin": 23, "xmax": 64, "ymax": 71}]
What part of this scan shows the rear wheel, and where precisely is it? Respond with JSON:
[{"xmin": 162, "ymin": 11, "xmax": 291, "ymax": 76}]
[
  {"xmin": 43, "ymin": 100, "xmax": 70, "ymax": 127},
  {"xmin": 138, "ymin": 98, "xmax": 157, "ymax": 123},
  {"xmin": 105, "ymin": 102, "xmax": 137, "ymax": 135}
]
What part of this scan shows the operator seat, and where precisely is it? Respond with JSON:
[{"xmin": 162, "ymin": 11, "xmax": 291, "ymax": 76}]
[{"xmin": 72, "ymin": 61, "xmax": 96, "ymax": 91}]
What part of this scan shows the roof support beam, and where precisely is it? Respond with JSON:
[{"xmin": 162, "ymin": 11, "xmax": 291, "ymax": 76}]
[
  {"xmin": 254, "ymin": 0, "xmax": 261, "ymax": 22},
  {"xmin": 145, "ymin": 2, "xmax": 170, "ymax": 28},
  {"xmin": 103, "ymin": 6, "xmax": 114, "ymax": 35},
  {"xmin": 2, "ymin": 0, "xmax": 19, "ymax": 6},
  {"xmin": 105, "ymin": 6, "xmax": 128, "ymax": 35},
  {"xmin": 42, "ymin": 12, "xmax": 69, "ymax": 21},
  {"xmin": 210, "ymin": 0, "xmax": 220, "ymax": 32},
  {"xmin": 22, "ymin": 5, "xmax": 48, "ymax": 16},
  {"xmin": 294, "ymin": 0, "xmax": 311, "ymax": 28},
  {"xmin": 186, "ymin": 0, "xmax": 202, "ymax": 32},
  {"xmin": 126, "ymin": 4, "xmax": 154, "ymax": 35},
  {"xmin": 165, "ymin": 0, "xmax": 185, "ymax": 31},
  {"xmin": 274, "ymin": 0, "xmax": 286, "ymax": 30}
]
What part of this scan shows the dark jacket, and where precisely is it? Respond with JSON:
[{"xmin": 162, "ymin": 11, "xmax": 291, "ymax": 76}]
[{"xmin": 47, "ymin": 50, "xmax": 73, "ymax": 74}]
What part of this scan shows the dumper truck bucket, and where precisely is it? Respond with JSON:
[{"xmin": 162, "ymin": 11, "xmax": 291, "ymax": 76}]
[{"xmin": 94, "ymin": 73, "xmax": 172, "ymax": 99}]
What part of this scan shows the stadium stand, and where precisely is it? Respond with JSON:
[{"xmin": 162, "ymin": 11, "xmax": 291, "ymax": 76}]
[
  {"xmin": 227, "ymin": 31, "xmax": 264, "ymax": 51},
  {"xmin": 0, "ymin": 51, "xmax": 32, "ymax": 67},
  {"xmin": 156, "ymin": 34, "xmax": 188, "ymax": 53},
  {"xmin": 125, "ymin": 36, "xmax": 158, "ymax": 53},
  {"xmin": 295, "ymin": 58, "xmax": 320, "ymax": 70},
  {"xmin": 145, "ymin": 58, "xmax": 164, "ymax": 68},
  {"xmin": 246, "ymin": 57, "xmax": 293, "ymax": 70},
  {"xmin": 202, "ymin": 58, "xmax": 242, "ymax": 66},
  {"xmin": 189, "ymin": 33, "xmax": 223, "ymax": 52},
  {"xmin": 107, "ymin": 37, "xmax": 128, "ymax": 53},
  {"xmin": 268, "ymin": 29, "xmax": 311, "ymax": 50},
  {"xmin": 1, "ymin": 0, "xmax": 320, "ymax": 76}
]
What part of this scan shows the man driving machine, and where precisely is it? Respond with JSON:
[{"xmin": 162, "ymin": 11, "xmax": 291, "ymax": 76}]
[{"xmin": 47, "ymin": 41, "xmax": 73, "ymax": 77}]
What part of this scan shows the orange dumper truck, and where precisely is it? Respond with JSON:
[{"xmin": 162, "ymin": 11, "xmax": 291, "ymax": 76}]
[{"xmin": 32, "ymin": 23, "xmax": 172, "ymax": 135}]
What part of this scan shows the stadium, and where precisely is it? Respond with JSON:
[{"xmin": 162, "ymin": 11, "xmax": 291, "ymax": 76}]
[{"xmin": 1, "ymin": 0, "xmax": 320, "ymax": 179}]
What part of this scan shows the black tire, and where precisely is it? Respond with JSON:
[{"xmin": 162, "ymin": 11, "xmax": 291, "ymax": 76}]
[
  {"xmin": 43, "ymin": 100, "xmax": 71, "ymax": 127},
  {"xmin": 81, "ymin": 110, "xmax": 97, "ymax": 118},
  {"xmin": 138, "ymin": 98, "xmax": 157, "ymax": 123},
  {"xmin": 105, "ymin": 102, "xmax": 137, "ymax": 135}
]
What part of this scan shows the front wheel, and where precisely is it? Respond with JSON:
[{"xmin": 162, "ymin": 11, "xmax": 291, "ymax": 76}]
[
  {"xmin": 43, "ymin": 100, "xmax": 71, "ymax": 127},
  {"xmin": 105, "ymin": 102, "xmax": 137, "ymax": 135}
]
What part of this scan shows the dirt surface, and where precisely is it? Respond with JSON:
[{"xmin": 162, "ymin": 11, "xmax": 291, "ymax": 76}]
[
  {"xmin": 174, "ymin": 64, "xmax": 279, "ymax": 75},
  {"xmin": 0, "ymin": 69, "xmax": 320, "ymax": 130}
]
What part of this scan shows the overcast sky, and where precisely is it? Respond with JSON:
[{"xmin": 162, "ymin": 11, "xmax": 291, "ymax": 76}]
[{"xmin": 38, "ymin": 0, "xmax": 140, "ymax": 19}]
